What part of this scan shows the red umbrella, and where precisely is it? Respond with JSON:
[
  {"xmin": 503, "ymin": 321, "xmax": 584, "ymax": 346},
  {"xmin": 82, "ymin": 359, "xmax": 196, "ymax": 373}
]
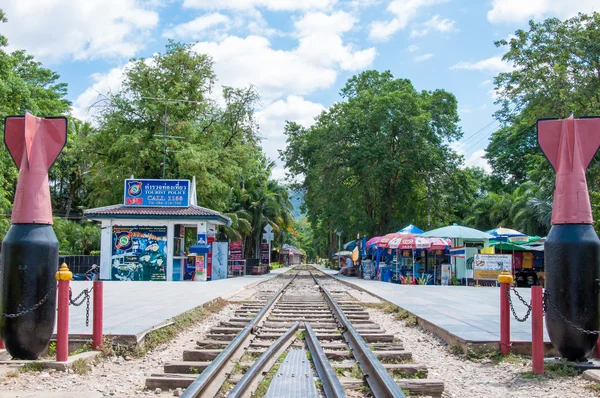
[
  {"xmin": 366, "ymin": 236, "xmax": 383, "ymax": 247},
  {"xmin": 389, "ymin": 235, "xmax": 432, "ymax": 249},
  {"xmin": 377, "ymin": 233, "xmax": 404, "ymax": 248},
  {"xmin": 427, "ymin": 237, "xmax": 452, "ymax": 250}
]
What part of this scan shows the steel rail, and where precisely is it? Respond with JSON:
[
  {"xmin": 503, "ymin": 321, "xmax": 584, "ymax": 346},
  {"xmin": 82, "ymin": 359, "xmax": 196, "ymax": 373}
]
[
  {"xmin": 181, "ymin": 271, "xmax": 298, "ymax": 398},
  {"xmin": 312, "ymin": 271, "xmax": 407, "ymax": 398},
  {"xmin": 228, "ymin": 321, "xmax": 300, "ymax": 398},
  {"xmin": 305, "ymin": 322, "xmax": 347, "ymax": 398}
]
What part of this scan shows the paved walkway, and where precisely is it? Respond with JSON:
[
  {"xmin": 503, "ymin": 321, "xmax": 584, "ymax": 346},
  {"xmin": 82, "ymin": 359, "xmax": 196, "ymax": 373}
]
[
  {"xmin": 313, "ymin": 266, "xmax": 548, "ymax": 343},
  {"xmin": 66, "ymin": 266, "xmax": 292, "ymax": 338}
]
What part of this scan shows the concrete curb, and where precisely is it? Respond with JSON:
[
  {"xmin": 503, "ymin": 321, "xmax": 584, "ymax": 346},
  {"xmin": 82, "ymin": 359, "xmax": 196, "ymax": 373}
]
[{"xmin": 319, "ymin": 271, "xmax": 557, "ymax": 356}]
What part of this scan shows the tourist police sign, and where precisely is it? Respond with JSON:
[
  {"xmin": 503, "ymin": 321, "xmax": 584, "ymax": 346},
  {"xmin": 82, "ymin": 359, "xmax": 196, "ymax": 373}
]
[{"xmin": 124, "ymin": 179, "xmax": 190, "ymax": 207}]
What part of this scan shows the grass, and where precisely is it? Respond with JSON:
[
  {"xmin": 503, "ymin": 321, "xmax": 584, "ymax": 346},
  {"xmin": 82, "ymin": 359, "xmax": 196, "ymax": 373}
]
[
  {"xmin": 518, "ymin": 360, "xmax": 580, "ymax": 379},
  {"xmin": 349, "ymin": 363, "xmax": 363, "ymax": 379},
  {"xmin": 71, "ymin": 358, "xmax": 91, "ymax": 375},
  {"xmin": 404, "ymin": 315, "xmax": 418, "ymax": 327},
  {"xmin": 584, "ymin": 383, "xmax": 600, "ymax": 393},
  {"xmin": 20, "ymin": 362, "xmax": 45, "ymax": 373},
  {"xmin": 252, "ymin": 351, "xmax": 288, "ymax": 397},
  {"xmin": 395, "ymin": 309, "xmax": 409, "ymax": 321},
  {"xmin": 446, "ymin": 345, "xmax": 527, "ymax": 365},
  {"xmin": 98, "ymin": 297, "xmax": 228, "ymax": 359},
  {"xmin": 389, "ymin": 368, "xmax": 427, "ymax": 379}
]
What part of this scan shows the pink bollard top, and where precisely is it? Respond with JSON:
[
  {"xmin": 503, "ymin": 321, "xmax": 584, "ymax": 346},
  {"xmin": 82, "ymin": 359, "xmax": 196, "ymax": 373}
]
[
  {"xmin": 4, "ymin": 113, "xmax": 67, "ymax": 224},
  {"xmin": 538, "ymin": 116, "xmax": 600, "ymax": 224}
]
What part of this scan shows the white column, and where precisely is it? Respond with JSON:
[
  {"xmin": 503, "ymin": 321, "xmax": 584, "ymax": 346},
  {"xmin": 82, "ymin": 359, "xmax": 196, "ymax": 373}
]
[
  {"xmin": 166, "ymin": 221, "xmax": 174, "ymax": 281},
  {"xmin": 100, "ymin": 220, "xmax": 113, "ymax": 280}
]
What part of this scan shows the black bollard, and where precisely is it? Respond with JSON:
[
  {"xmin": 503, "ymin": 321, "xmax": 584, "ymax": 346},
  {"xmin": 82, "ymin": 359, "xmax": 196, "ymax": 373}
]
[
  {"xmin": 1, "ymin": 225, "xmax": 58, "ymax": 359},
  {"xmin": 538, "ymin": 116, "xmax": 600, "ymax": 361},
  {"xmin": 544, "ymin": 224, "xmax": 600, "ymax": 360},
  {"xmin": 0, "ymin": 113, "xmax": 67, "ymax": 359}
]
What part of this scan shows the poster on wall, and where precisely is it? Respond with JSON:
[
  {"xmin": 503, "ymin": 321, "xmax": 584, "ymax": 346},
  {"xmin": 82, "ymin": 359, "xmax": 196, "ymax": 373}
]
[
  {"xmin": 195, "ymin": 255, "xmax": 206, "ymax": 281},
  {"xmin": 441, "ymin": 263, "xmax": 450, "ymax": 286},
  {"xmin": 112, "ymin": 226, "xmax": 168, "ymax": 281},
  {"xmin": 230, "ymin": 241, "xmax": 243, "ymax": 271},
  {"xmin": 124, "ymin": 179, "xmax": 189, "ymax": 207},
  {"xmin": 473, "ymin": 254, "xmax": 512, "ymax": 280},
  {"xmin": 261, "ymin": 243, "xmax": 270, "ymax": 266},
  {"xmin": 212, "ymin": 242, "xmax": 228, "ymax": 280}
]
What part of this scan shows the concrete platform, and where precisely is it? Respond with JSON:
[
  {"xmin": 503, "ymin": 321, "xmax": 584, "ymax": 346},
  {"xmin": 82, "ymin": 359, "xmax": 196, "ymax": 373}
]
[
  {"xmin": 63, "ymin": 266, "xmax": 292, "ymax": 341},
  {"xmin": 329, "ymin": 272, "xmax": 554, "ymax": 354}
]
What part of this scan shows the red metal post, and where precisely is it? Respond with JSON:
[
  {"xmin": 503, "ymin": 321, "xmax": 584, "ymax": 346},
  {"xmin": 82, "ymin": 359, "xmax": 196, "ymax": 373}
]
[
  {"xmin": 499, "ymin": 278, "xmax": 512, "ymax": 355},
  {"xmin": 0, "ymin": 339, "xmax": 4, "ymax": 349},
  {"xmin": 597, "ymin": 336, "xmax": 600, "ymax": 359},
  {"xmin": 56, "ymin": 279, "xmax": 70, "ymax": 362},
  {"xmin": 531, "ymin": 286, "xmax": 544, "ymax": 375},
  {"xmin": 93, "ymin": 281, "xmax": 103, "ymax": 350}
]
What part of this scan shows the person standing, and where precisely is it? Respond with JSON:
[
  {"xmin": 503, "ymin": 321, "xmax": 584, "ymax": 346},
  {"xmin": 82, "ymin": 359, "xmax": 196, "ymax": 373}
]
[{"xmin": 414, "ymin": 256, "xmax": 423, "ymax": 280}]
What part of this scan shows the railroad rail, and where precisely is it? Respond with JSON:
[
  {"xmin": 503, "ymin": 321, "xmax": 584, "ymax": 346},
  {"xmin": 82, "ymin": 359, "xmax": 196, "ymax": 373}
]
[{"xmin": 146, "ymin": 265, "xmax": 444, "ymax": 397}]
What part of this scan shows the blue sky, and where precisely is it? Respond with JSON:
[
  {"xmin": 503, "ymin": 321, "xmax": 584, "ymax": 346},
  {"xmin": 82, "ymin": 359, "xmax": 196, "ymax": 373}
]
[{"xmin": 2, "ymin": 0, "xmax": 598, "ymax": 179}]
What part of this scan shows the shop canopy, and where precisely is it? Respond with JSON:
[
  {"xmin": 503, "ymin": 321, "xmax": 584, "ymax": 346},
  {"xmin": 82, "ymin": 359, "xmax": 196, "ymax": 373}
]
[
  {"xmin": 486, "ymin": 227, "xmax": 527, "ymax": 242},
  {"xmin": 397, "ymin": 224, "xmax": 424, "ymax": 234},
  {"xmin": 489, "ymin": 242, "xmax": 529, "ymax": 252},
  {"xmin": 422, "ymin": 224, "xmax": 493, "ymax": 240},
  {"xmin": 343, "ymin": 240, "xmax": 356, "ymax": 250},
  {"xmin": 366, "ymin": 236, "xmax": 382, "ymax": 247},
  {"xmin": 332, "ymin": 250, "xmax": 352, "ymax": 257},
  {"xmin": 281, "ymin": 244, "xmax": 304, "ymax": 256}
]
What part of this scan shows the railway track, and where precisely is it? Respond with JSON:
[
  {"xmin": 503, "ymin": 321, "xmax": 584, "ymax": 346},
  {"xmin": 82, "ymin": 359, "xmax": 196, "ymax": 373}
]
[{"xmin": 146, "ymin": 265, "xmax": 444, "ymax": 397}]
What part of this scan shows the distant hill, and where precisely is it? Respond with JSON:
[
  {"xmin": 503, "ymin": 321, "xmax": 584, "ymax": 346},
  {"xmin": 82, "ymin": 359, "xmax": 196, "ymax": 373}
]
[{"xmin": 289, "ymin": 190, "xmax": 305, "ymax": 219}]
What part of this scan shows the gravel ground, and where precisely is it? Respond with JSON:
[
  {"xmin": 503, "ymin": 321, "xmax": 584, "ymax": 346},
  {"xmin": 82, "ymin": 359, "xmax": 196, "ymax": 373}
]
[
  {"xmin": 322, "ymin": 275, "xmax": 599, "ymax": 398},
  {"xmin": 2, "ymin": 267, "xmax": 597, "ymax": 398},
  {"xmin": 0, "ymin": 275, "xmax": 287, "ymax": 397}
]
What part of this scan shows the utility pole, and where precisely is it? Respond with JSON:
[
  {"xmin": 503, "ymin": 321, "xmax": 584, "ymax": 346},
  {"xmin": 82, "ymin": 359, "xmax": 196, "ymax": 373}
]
[
  {"xmin": 162, "ymin": 104, "xmax": 167, "ymax": 179},
  {"xmin": 335, "ymin": 230, "xmax": 342, "ymax": 268},
  {"xmin": 427, "ymin": 172, "xmax": 431, "ymax": 229}
]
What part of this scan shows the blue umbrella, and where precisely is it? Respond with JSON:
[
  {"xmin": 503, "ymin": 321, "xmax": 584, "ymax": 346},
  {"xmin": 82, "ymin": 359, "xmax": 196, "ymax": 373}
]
[
  {"xmin": 343, "ymin": 240, "xmax": 356, "ymax": 250},
  {"xmin": 398, "ymin": 224, "xmax": 424, "ymax": 234}
]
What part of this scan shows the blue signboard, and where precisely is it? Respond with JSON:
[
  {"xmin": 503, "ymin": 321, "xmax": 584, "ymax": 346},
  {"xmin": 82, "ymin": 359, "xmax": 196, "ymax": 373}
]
[{"xmin": 124, "ymin": 179, "xmax": 190, "ymax": 207}]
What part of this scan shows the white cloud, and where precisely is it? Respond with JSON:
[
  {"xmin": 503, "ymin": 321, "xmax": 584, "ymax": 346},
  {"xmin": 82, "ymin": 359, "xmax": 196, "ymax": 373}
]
[
  {"xmin": 163, "ymin": 13, "xmax": 230, "ymax": 40},
  {"xmin": 257, "ymin": 95, "xmax": 324, "ymax": 140},
  {"xmin": 413, "ymin": 53, "xmax": 434, "ymax": 62},
  {"xmin": 407, "ymin": 45, "xmax": 419, "ymax": 52},
  {"xmin": 409, "ymin": 14, "xmax": 456, "ymax": 38},
  {"xmin": 487, "ymin": 0, "xmax": 598, "ymax": 24},
  {"xmin": 409, "ymin": 29, "xmax": 429, "ymax": 38},
  {"xmin": 480, "ymin": 79, "xmax": 492, "ymax": 86},
  {"xmin": 424, "ymin": 14, "xmax": 456, "ymax": 32},
  {"xmin": 450, "ymin": 142, "xmax": 492, "ymax": 173},
  {"xmin": 72, "ymin": 65, "xmax": 130, "ymax": 121},
  {"xmin": 256, "ymin": 96, "xmax": 324, "ymax": 178},
  {"xmin": 368, "ymin": 0, "xmax": 447, "ymax": 41},
  {"xmin": 450, "ymin": 55, "xmax": 513, "ymax": 73},
  {"xmin": 2, "ymin": 0, "xmax": 159, "ymax": 62},
  {"xmin": 183, "ymin": 0, "xmax": 337, "ymax": 11},
  {"xmin": 192, "ymin": 12, "xmax": 375, "ymax": 102},
  {"xmin": 465, "ymin": 149, "xmax": 492, "ymax": 173}
]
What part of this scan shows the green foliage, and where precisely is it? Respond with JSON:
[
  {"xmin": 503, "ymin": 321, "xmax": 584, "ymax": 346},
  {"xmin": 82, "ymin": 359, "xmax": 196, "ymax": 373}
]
[
  {"xmin": 417, "ymin": 274, "xmax": 432, "ymax": 285},
  {"xmin": 281, "ymin": 70, "xmax": 463, "ymax": 257},
  {"xmin": 476, "ymin": 11, "xmax": 600, "ymax": 236},
  {"xmin": 53, "ymin": 218, "xmax": 100, "ymax": 254},
  {"xmin": 20, "ymin": 362, "xmax": 45, "ymax": 373}
]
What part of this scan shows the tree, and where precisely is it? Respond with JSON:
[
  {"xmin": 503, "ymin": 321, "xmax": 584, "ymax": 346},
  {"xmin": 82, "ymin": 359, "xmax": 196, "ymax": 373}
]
[
  {"xmin": 85, "ymin": 42, "xmax": 262, "ymax": 211},
  {"xmin": 494, "ymin": 12, "xmax": 600, "ymax": 124},
  {"xmin": 0, "ymin": 8, "xmax": 71, "ymax": 239},
  {"xmin": 281, "ymin": 70, "xmax": 463, "ymax": 257}
]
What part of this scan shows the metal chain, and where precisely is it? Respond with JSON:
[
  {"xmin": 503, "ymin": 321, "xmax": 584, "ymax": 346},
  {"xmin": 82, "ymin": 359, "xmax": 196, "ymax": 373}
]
[
  {"xmin": 543, "ymin": 291, "xmax": 600, "ymax": 335},
  {"xmin": 69, "ymin": 287, "xmax": 92, "ymax": 327},
  {"xmin": 0, "ymin": 290, "xmax": 53, "ymax": 318},
  {"xmin": 507, "ymin": 286, "xmax": 532, "ymax": 322}
]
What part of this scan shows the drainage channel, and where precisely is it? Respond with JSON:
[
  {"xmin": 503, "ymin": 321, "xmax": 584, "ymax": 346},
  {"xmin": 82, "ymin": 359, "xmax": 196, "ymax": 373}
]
[{"xmin": 145, "ymin": 265, "xmax": 443, "ymax": 397}]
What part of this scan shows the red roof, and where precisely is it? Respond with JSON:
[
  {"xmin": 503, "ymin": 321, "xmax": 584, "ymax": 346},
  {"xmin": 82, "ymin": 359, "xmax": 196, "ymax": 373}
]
[{"xmin": 84, "ymin": 204, "xmax": 231, "ymax": 225}]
